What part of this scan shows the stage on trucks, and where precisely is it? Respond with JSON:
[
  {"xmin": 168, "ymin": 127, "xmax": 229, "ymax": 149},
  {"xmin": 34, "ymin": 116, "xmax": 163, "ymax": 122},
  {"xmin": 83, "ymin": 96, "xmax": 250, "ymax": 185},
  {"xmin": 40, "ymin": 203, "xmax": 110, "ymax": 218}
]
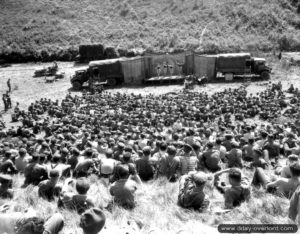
[
  {"xmin": 70, "ymin": 54, "xmax": 186, "ymax": 90},
  {"xmin": 70, "ymin": 52, "xmax": 271, "ymax": 90}
]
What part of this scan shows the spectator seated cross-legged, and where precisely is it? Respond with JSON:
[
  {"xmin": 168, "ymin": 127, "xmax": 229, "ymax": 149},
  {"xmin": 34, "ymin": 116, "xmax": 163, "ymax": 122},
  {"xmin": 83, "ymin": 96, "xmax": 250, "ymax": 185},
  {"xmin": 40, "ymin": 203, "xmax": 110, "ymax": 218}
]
[
  {"xmin": 214, "ymin": 168, "xmax": 251, "ymax": 209},
  {"xmin": 178, "ymin": 171, "xmax": 210, "ymax": 211},
  {"xmin": 38, "ymin": 169, "xmax": 61, "ymax": 201},
  {"xmin": 252, "ymin": 161, "xmax": 300, "ymax": 198},
  {"xmin": 58, "ymin": 177, "xmax": 95, "ymax": 214},
  {"xmin": 109, "ymin": 165, "xmax": 138, "ymax": 209}
]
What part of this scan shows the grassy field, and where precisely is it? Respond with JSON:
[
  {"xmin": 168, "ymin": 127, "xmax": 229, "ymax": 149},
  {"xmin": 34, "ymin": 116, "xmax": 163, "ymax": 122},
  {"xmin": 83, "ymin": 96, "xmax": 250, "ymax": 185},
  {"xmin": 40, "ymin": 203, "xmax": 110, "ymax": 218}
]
[
  {"xmin": 2, "ymin": 170, "xmax": 292, "ymax": 234},
  {"xmin": 1, "ymin": 0, "xmax": 300, "ymax": 61}
]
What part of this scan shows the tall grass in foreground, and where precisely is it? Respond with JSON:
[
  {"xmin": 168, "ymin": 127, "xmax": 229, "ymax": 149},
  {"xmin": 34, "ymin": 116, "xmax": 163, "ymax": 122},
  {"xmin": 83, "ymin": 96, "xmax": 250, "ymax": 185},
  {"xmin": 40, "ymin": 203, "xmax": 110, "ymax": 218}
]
[{"xmin": 1, "ymin": 168, "xmax": 293, "ymax": 234}]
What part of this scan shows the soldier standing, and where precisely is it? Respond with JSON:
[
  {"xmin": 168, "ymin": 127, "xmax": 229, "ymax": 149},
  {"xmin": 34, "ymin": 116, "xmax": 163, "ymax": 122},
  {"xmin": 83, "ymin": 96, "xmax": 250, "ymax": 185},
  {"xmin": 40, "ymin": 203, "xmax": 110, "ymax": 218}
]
[
  {"xmin": 6, "ymin": 92, "xmax": 12, "ymax": 109},
  {"xmin": 2, "ymin": 94, "xmax": 8, "ymax": 111},
  {"xmin": 7, "ymin": 79, "xmax": 11, "ymax": 93}
]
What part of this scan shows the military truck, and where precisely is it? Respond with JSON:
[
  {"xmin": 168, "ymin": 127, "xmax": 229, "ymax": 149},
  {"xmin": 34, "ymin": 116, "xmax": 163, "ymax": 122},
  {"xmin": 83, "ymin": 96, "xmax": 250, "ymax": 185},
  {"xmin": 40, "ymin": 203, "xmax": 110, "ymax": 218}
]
[
  {"xmin": 188, "ymin": 53, "xmax": 271, "ymax": 81},
  {"xmin": 215, "ymin": 53, "xmax": 271, "ymax": 80},
  {"xmin": 34, "ymin": 62, "xmax": 58, "ymax": 77},
  {"xmin": 71, "ymin": 70, "xmax": 90, "ymax": 90},
  {"xmin": 71, "ymin": 58, "xmax": 124, "ymax": 90}
]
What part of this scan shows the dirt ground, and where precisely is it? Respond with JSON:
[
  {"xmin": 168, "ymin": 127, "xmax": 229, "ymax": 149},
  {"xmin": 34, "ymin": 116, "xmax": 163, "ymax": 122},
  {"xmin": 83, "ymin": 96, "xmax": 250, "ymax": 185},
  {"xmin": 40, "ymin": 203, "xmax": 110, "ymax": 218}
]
[{"xmin": 0, "ymin": 58, "xmax": 299, "ymax": 128}]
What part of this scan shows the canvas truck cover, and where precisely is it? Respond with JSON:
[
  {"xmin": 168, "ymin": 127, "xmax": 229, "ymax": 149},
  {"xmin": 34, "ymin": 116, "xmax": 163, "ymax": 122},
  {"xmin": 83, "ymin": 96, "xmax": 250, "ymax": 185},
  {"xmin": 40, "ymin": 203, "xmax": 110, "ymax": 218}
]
[
  {"xmin": 185, "ymin": 54, "xmax": 194, "ymax": 75},
  {"xmin": 79, "ymin": 44, "xmax": 105, "ymax": 60},
  {"xmin": 89, "ymin": 58, "xmax": 125, "ymax": 67},
  {"xmin": 144, "ymin": 51, "xmax": 192, "ymax": 78},
  {"xmin": 120, "ymin": 57, "xmax": 146, "ymax": 84},
  {"xmin": 193, "ymin": 54, "xmax": 216, "ymax": 80},
  {"xmin": 216, "ymin": 53, "xmax": 251, "ymax": 72}
]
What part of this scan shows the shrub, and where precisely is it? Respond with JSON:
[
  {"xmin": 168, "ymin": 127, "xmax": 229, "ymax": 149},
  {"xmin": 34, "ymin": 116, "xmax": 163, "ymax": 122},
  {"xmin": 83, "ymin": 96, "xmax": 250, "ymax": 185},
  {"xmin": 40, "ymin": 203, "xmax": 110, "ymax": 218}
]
[
  {"xmin": 1, "ymin": 0, "xmax": 300, "ymax": 61},
  {"xmin": 104, "ymin": 47, "xmax": 118, "ymax": 59}
]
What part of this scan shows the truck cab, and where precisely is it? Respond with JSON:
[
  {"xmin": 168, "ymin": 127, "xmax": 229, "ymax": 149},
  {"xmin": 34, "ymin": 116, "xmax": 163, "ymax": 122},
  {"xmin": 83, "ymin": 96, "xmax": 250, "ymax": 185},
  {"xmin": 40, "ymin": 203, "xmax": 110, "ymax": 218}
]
[
  {"xmin": 252, "ymin": 57, "xmax": 272, "ymax": 79},
  {"xmin": 70, "ymin": 58, "xmax": 132, "ymax": 90},
  {"xmin": 71, "ymin": 70, "xmax": 89, "ymax": 90}
]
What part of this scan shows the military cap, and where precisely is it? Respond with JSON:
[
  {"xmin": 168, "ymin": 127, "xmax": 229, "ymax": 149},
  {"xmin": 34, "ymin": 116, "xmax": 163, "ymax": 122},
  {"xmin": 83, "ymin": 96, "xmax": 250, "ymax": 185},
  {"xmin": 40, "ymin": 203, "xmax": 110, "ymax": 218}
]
[
  {"xmin": 4, "ymin": 150, "xmax": 12, "ymax": 157},
  {"xmin": 230, "ymin": 141, "xmax": 239, "ymax": 148},
  {"xmin": 76, "ymin": 177, "xmax": 90, "ymax": 194},
  {"xmin": 37, "ymin": 137, "xmax": 44, "ymax": 142},
  {"xmin": 167, "ymin": 145, "xmax": 177, "ymax": 155},
  {"xmin": 229, "ymin": 168, "xmax": 242, "ymax": 181},
  {"xmin": 72, "ymin": 148, "xmax": 80, "ymax": 156},
  {"xmin": 288, "ymin": 154, "xmax": 299, "ymax": 162},
  {"xmin": 117, "ymin": 142, "xmax": 125, "ymax": 148},
  {"xmin": 183, "ymin": 144, "xmax": 193, "ymax": 152},
  {"xmin": 49, "ymin": 170, "xmax": 60, "ymax": 178},
  {"xmin": 61, "ymin": 147, "xmax": 69, "ymax": 154},
  {"xmin": 142, "ymin": 146, "xmax": 152, "ymax": 155},
  {"xmin": 288, "ymin": 133, "xmax": 296, "ymax": 139},
  {"xmin": 19, "ymin": 148, "xmax": 27, "ymax": 154},
  {"xmin": 105, "ymin": 149, "xmax": 114, "ymax": 156},
  {"xmin": 192, "ymin": 172, "xmax": 208, "ymax": 186}
]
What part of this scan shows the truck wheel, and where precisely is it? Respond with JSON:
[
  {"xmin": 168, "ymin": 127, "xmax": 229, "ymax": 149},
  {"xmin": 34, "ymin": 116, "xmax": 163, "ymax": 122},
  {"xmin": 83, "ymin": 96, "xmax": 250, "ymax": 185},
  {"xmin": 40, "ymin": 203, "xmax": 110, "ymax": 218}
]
[
  {"xmin": 260, "ymin": 71, "xmax": 270, "ymax": 80},
  {"xmin": 107, "ymin": 78, "xmax": 117, "ymax": 86},
  {"xmin": 72, "ymin": 81, "xmax": 82, "ymax": 90}
]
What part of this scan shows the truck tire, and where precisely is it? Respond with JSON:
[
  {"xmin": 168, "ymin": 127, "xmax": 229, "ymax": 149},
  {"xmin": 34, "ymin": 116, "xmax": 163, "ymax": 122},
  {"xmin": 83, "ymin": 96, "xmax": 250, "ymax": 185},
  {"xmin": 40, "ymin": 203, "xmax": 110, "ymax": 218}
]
[
  {"xmin": 107, "ymin": 78, "xmax": 117, "ymax": 86},
  {"xmin": 72, "ymin": 81, "xmax": 82, "ymax": 90},
  {"xmin": 260, "ymin": 71, "xmax": 270, "ymax": 80}
]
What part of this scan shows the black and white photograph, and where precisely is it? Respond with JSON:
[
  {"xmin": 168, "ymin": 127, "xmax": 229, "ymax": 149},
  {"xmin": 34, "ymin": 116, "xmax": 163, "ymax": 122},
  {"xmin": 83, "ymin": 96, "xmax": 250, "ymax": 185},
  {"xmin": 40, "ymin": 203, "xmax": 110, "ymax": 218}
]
[{"xmin": 0, "ymin": 0, "xmax": 300, "ymax": 233}]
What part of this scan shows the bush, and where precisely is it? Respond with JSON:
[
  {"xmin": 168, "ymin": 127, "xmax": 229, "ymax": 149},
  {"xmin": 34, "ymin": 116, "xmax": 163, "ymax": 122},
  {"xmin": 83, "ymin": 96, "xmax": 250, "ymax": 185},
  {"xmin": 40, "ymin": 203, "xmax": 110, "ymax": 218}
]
[
  {"xmin": 104, "ymin": 47, "xmax": 118, "ymax": 59},
  {"xmin": 278, "ymin": 33, "xmax": 300, "ymax": 51},
  {"xmin": 1, "ymin": 0, "xmax": 300, "ymax": 62}
]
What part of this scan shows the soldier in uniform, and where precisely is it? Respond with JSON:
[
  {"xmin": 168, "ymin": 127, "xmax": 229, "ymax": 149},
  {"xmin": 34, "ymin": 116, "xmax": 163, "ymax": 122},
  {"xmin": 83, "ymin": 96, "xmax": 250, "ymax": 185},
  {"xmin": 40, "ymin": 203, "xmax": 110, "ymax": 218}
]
[
  {"xmin": 7, "ymin": 79, "xmax": 11, "ymax": 93},
  {"xmin": 2, "ymin": 94, "xmax": 8, "ymax": 111},
  {"xmin": 6, "ymin": 92, "xmax": 12, "ymax": 109}
]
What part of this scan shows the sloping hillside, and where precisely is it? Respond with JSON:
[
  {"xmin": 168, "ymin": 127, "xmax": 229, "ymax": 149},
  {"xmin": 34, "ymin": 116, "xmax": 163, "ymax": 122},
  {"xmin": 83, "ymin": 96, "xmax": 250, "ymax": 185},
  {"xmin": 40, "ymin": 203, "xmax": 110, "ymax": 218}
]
[{"xmin": 1, "ymin": 0, "xmax": 300, "ymax": 61}]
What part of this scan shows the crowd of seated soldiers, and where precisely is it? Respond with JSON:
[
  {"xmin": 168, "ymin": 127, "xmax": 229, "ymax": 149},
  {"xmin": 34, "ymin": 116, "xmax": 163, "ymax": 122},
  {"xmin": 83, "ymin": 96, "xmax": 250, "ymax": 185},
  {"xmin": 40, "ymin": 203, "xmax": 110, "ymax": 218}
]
[{"xmin": 0, "ymin": 82, "xmax": 300, "ymax": 233}]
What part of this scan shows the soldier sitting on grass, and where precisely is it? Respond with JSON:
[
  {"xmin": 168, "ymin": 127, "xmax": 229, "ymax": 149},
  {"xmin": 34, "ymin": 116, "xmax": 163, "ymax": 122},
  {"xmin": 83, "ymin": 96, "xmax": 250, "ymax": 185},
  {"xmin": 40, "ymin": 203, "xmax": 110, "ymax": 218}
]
[
  {"xmin": 289, "ymin": 186, "xmax": 300, "ymax": 225},
  {"xmin": 0, "ymin": 174, "xmax": 13, "ymax": 199},
  {"xmin": 38, "ymin": 170, "xmax": 61, "ymax": 201},
  {"xmin": 225, "ymin": 142, "xmax": 243, "ymax": 168},
  {"xmin": 135, "ymin": 146, "xmax": 157, "ymax": 182},
  {"xmin": 110, "ymin": 165, "xmax": 138, "ymax": 210},
  {"xmin": 15, "ymin": 148, "xmax": 31, "ymax": 173},
  {"xmin": 252, "ymin": 161, "xmax": 300, "ymax": 198},
  {"xmin": 0, "ymin": 150, "xmax": 18, "ymax": 174},
  {"xmin": 74, "ymin": 148, "xmax": 99, "ymax": 178},
  {"xmin": 178, "ymin": 171, "xmax": 210, "ymax": 211},
  {"xmin": 275, "ymin": 154, "xmax": 299, "ymax": 178},
  {"xmin": 200, "ymin": 142, "xmax": 222, "ymax": 173},
  {"xmin": 58, "ymin": 177, "xmax": 95, "ymax": 215},
  {"xmin": 214, "ymin": 168, "xmax": 251, "ymax": 209},
  {"xmin": 23, "ymin": 154, "xmax": 48, "ymax": 187},
  {"xmin": 245, "ymin": 148, "xmax": 268, "ymax": 170}
]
